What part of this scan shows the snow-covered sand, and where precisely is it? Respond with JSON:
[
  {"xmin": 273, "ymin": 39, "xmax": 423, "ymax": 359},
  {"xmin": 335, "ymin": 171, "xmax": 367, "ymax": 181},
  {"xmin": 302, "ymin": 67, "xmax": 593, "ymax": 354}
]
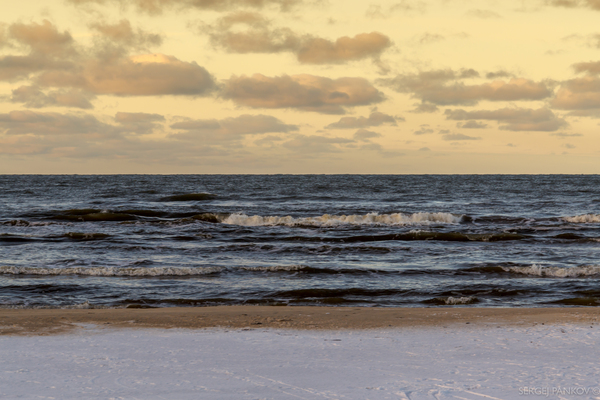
[{"xmin": 2, "ymin": 324, "xmax": 600, "ymax": 400}]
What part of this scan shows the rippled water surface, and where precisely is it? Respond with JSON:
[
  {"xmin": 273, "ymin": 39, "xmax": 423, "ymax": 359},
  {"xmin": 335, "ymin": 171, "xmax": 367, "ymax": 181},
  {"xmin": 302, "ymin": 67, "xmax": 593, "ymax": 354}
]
[{"xmin": 1, "ymin": 175, "xmax": 600, "ymax": 308}]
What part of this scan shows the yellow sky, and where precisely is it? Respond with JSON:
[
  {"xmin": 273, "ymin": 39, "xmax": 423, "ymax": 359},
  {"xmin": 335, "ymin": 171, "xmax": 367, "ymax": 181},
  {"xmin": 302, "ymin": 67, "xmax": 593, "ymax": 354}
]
[{"xmin": 1, "ymin": 0, "xmax": 600, "ymax": 173}]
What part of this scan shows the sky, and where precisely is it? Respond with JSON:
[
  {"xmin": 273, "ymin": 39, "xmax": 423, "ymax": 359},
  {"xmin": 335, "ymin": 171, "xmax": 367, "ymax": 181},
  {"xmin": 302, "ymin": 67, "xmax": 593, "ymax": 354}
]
[{"xmin": 1, "ymin": 0, "xmax": 600, "ymax": 174}]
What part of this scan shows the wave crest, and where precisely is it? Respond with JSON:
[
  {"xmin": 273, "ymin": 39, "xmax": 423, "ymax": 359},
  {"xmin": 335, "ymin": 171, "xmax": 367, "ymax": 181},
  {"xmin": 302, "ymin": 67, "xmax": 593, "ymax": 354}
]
[
  {"xmin": 0, "ymin": 266, "xmax": 223, "ymax": 277},
  {"xmin": 501, "ymin": 264, "xmax": 600, "ymax": 277},
  {"xmin": 222, "ymin": 212, "xmax": 463, "ymax": 227},
  {"xmin": 563, "ymin": 214, "xmax": 600, "ymax": 223}
]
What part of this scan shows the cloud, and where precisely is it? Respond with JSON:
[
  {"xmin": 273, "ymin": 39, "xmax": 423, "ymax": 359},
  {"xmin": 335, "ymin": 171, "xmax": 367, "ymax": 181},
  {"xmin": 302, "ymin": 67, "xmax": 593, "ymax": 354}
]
[
  {"xmin": 551, "ymin": 132, "xmax": 583, "ymax": 137},
  {"xmin": 325, "ymin": 111, "xmax": 398, "ymax": 129},
  {"xmin": 413, "ymin": 125, "xmax": 434, "ymax": 135},
  {"xmin": 366, "ymin": 1, "xmax": 426, "ymax": 18},
  {"xmin": 0, "ymin": 55, "xmax": 74, "ymax": 81},
  {"xmin": 353, "ymin": 129, "xmax": 382, "ymax": 140},
  {"xmin": 383, "ymin": 69, "xmax": 552, "ymax": 105},
  {"xmin": 410, "ymin": 103, "xmax": 439, "ymax": 113},
  {"xmin": 442, "ymin": 133, "xmax": 481, "ymax": 141},
  {"xmin": 0, "ymin": 110, "xmax": 271, "ymax": 162},
  {"xmin": 115, "ymin": 112, "xmax": 165, "ymax": 134},
  {"xmin": 416, "ymin": 33, "xmax": 445, "ymax": 44},
  {"xmin": 205, "ymin": 12, "xmax": 301, "ymax": 53},
  {"xmin": 0, "ymin": 110, "xmax": 118, "ymax": 136},
  {"xmin": 222, "ymin": 73, "xmax": 384, "ymax": 114},
  {"xmin": 66, "ymin": 0, "xmax": 305, "ymax": 14},
  {"xmin": 486, "ymin": 70, "xmax": 513, "ymax": 79},
  {"xmin": 551, "ymin": 61, "xmax": 600, "ymax": 113},
  {"xmin": 205, "ymin": 13, "xmax": 391, "ymax": 64},
  {"xmin": 90, "ymin": 20, "xmax": 163, "ymax": 55},
  {"xmin": 457, "ymin": 120, "xmax": 488, "ymax": 129},
  {"xmin": 37, "ymin": 53, "xmax": 216, "ymax": 96},
  {"xmin": 0, "ymin": 20, "xmax": 77, "ymax": 81},
  {"xmin": 0, "ymin": 24, "xmax": 7, "ymax": 48},
  {"xmin": 282, "ymin": 134, "xmax": 353, "ymax": 154},
  {"xmin": 10, "ymin": 85, "xmax": 95, "ymax": 109},
  {"xmin": 8, "ymin": 20, "xmax": 76, "ymax": 57},
  {"xmin": 0, "ymin": 19, "xmax": 214, "ymax": 100},
  {"xmin": 546, "ymin": 0, "xmax": 600, "ymax": 10},
  {"xmin": 466, "ymin": 9, "xmax": 501, "ymax": 18},
  {"xmin": 297, "ymin": 32, "xmax": 391, "ymax": 64},
  {"xmin": 171, "ymin": 114, "xmax": 298, "ymax": 142},
  {"xmin": 445, "ymin": 107, "xmax": 568, "ymax": 131}
]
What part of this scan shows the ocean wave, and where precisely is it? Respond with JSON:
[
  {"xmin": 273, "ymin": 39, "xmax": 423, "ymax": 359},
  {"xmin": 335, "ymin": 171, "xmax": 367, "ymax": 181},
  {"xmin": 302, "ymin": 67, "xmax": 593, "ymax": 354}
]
[
  {"xmin": 221, "ymin": 212, "xmax": 464, "ymax": 227},
  {"xmin": 563, "ymin": 214, "xmax": 600, "ymax": 223},
  {"xmin": 425, "ymin": 296, "xmax": 478, "ymax": 305},
  {"xmin": 501, "ymin": 264, "xmax": 600, "ymax": 277},
  {"xmin": 0, "ymin": 266, "xmax": 223, "ymax": 277},
  {"xmin": 160, "ymin": 193, "xmax": 215, "ymax": 202}
]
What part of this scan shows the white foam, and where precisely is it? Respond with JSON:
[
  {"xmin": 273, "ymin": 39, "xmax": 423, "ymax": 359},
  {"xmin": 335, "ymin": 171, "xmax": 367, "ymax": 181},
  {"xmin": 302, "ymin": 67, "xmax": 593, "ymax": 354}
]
[
  {"xmin": 240, "ymin": 265, "xmax": 308, "ymax": 272},
  {"xmin": 502, "ymin": 264, "xmax": 600, "ymax": 277},
  {"xmin": 221, "ymin": 212, "xmax": 462, "ymax": 227},
  {"xmin": 563, "ymin": 214, "xmax": 600, "ymax": 223},
  {"xmin": 0, "ymin": 266, "xmax": 223, "ymax": 277},
  {"xmin": 444, "ymin": 296, "xmax": 475, "ymax": 305}
]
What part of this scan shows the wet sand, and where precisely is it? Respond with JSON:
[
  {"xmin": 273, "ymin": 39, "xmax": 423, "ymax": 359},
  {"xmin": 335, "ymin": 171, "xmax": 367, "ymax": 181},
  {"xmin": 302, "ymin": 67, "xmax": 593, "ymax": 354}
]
[{"xmin": 2, "ymin": 306, "xmax": 599, "ymax": 336}]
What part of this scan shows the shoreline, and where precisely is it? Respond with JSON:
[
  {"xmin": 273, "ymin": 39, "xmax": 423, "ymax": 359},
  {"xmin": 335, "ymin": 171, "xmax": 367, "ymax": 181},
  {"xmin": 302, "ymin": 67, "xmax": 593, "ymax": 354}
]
[{"xmin": 2, "ymin": 306, "xmax": 599, "ymax": 336}]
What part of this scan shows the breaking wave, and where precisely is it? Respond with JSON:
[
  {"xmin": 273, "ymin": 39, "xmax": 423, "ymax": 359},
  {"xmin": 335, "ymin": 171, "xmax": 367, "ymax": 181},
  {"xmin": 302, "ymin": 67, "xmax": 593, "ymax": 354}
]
[
  {"xmin": 424, "ymin": 296, "xmax": 478, "ymax": 305},
  {"xmin": 501, "ymin": 264, "xmax": 600, "ymax": 277},
  {"xmin": 563, "ymin": 214, "xmax": 600, "ymax": 223},
  {"xmin": 0, "ymin": 266, "xmax": 223, "ymax": 277},
  {"xmin": 222, "ymin": 212, "xmax": 464, "ymax": 227}
]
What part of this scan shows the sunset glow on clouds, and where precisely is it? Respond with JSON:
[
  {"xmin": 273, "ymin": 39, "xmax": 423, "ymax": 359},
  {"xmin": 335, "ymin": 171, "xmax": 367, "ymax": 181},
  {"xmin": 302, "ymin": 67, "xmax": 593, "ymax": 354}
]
[{"xmin": 1, "ymin": 0, "xmax": 600, "ymax": 173}]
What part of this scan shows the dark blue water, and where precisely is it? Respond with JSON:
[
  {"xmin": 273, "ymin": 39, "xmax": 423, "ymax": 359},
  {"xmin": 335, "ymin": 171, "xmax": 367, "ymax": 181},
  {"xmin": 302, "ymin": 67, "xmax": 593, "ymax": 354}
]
[{"xmin": 1, "ymin": 175, "xmax": 600, "ymax": 308}]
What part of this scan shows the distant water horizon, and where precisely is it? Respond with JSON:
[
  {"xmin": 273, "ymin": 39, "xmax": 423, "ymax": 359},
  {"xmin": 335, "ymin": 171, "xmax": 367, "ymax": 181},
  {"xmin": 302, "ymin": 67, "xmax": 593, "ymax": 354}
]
[{"xmin": 2, "ymin": 174, "xmax": 600, "ymax": 308}]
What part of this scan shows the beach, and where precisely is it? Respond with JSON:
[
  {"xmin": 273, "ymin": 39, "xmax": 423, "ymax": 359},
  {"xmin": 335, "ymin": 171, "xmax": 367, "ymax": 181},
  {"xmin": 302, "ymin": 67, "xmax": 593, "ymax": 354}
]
[
  {"xmin": 2, "ymin": 306, "xmax": 600, "ymax": 335},
  {"xmin": 2, "ymin": 307, "xmax": 600, "ymax": 399}
]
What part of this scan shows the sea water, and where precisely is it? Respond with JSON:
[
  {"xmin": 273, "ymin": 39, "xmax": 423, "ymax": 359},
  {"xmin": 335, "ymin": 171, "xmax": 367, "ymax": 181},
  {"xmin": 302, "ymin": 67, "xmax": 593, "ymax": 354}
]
[{"xmin": 1, "ymin": 174, "xmax": 600, "ymax": 308}]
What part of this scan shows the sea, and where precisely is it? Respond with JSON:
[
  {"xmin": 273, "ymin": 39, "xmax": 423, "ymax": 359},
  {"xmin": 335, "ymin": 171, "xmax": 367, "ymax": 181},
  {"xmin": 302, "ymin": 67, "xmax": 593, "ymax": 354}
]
[{"xmin": 1, "ymin": 175, "xmax": 600, "ymax": 309}]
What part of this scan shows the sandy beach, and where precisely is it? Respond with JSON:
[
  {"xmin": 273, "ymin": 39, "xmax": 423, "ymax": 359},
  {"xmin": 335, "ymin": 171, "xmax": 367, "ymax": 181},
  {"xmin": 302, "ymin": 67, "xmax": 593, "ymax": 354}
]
[
  {"xmin": 2, "ymin": 306, "xmax": 600, "ymax": 335},
  {"xmin": 2, "ymin": 307, "xmax": 600, "ymax": 399}
]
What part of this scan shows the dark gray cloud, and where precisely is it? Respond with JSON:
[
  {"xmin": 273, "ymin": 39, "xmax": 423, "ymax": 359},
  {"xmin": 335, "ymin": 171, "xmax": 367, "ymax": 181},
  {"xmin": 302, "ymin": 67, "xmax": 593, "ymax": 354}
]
[
  {"xmin": 205, "ymin": 13, "xmax": 391, "ymax": 64},
  {"xmin": 10, "ymin": 85, "xmax": 95, "ymax": 109},
  {"xmin": 445, "ymin": 107, "xmax": 568, "ymax": 131},
  {"xmin": 325, "ymin": 111, "xmax": 398, "ymax": 129},
  {"xmin": 222, "ymin": 74, "xmax": 384, "ymax": 114},
  {"xmin": 381, "ymin": 68, "xmax": 552, "ymax": 106}
]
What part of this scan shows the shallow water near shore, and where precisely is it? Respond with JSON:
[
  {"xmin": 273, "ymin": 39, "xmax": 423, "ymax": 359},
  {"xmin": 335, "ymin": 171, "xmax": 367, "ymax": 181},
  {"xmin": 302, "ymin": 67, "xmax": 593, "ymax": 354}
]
[{"xmin": 1, "ymin": 174, "xmax": 600, "ymax": 308}]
